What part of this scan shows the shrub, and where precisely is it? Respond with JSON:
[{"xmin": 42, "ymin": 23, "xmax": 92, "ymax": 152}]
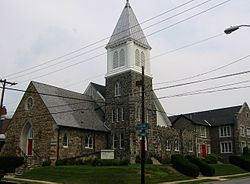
[
  {"xmin": 55, "ymin": 159, "xmax": 67, "ymax": 166},
  {"xmin": 162, "ymin": 159, "xmax": 171, "ymax": 165},
  {"xmin": 186, "ymin": 155, "xmax": 215, "ymax": 176},
  {"xmin": 205, "ymin": 154, "xmax": 218, "ymax": 164},
  {"xmin": 42, "ymin": 160, "xmax": 51, "ymax": 166},
  {"xmin": 243, "ymin": 147, "xmax": 250, "ymax": 156},
  {"xmin": 229, "ymin": 155, "xmax": 250, "ymax": 172},
  {"xmin": 0, "ymin": 155, "xmax": 24, "ymax": 173},
  {"xmin": 171, "ymin": 154, "xmax": 199, "ymax": 178}
]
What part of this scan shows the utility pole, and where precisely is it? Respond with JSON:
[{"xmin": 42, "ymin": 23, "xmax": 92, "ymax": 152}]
[
  {"xmin": 0, "ymin": 79, "xmax": 17, "ymax": 132},
  {"xmin": 141, "ymin": 66, "xmax": 145, "ymax": 184}
]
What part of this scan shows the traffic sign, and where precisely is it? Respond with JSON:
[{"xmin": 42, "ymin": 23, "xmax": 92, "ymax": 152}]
[
  {"xmin": 136, "ymin": 123, "xmax": 150, "ymax": 130},
  {"xmin": 139, "ymin": 132, "xmax": 149, "ymax": 137}
]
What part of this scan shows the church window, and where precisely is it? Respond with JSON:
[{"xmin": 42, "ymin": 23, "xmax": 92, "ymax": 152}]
[
  {"xmin": 63, "ymin": 134, "xmax": 68, "ymax": 147},
  {"xmin": 113, "ymin": 134, "xmax": 118, "ymax": 149},
  {"xmin": 115, "ymin": 82, "xmax": 121, "ymax": 96},
  {"xmin": 120, "ymin": 133, "xmax": 124, "ymax": 149},
  {"xmin": 113, "ymin": 51, "xmax": 118, "ymax": 69},
  {"xmin": 25, "ymin": 97, "xmax": 34, "ymax": 111},
  {"xmin": 122, "ymin": 108, "xmax": 125, "ymax": 121},
  {"xmin": 166, "ymin": 139, "xmax": 171, "ymax": 151},
  {"xmin": 27, "ymin": 127, "xmax": 33, "ymax": 156},
  {"xmin": 120, "ymin": 49, "xmax": 125, "ymax": 66},
  {"xmin": 174, "ymin": 140, "xmax": 179, "ymax": 151},
  {"xmin": 112, "ymin": 109, "xmax": 115, "ymax": 123},
  {"xmin": 135, "ymin": 49, "xmax": 140, "ymax": 66},
  {"xmin": 141, "ymin": 51, "xmax": 145, "ymax": 67},
  {"xmin": 85, "ymin": 135, "xmax": 93, "ymax": 149}
]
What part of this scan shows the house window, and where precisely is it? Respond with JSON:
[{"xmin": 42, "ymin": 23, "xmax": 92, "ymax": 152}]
[
  {"xmin": 141, "ymin": 51, "xmax": 145, "ymax": 67},
  {"xmin": 188, "ymin": 140, "xmax": 193, "ymax": 152},
  {"xmin": 220, "ymin": 142, "xmax": 232, "ymax": 153},
  {"xmin": 137, "ymin": 107, "xmax": 141, "ymax": 121},
  {"xmin": 241, "ymin": 141, "xmax": 246, "ymax": 152},
  {"xmin": 120, "ymin": 133, "xmax": 124, "ymax": 149},
  {"xmin": 113, "ymin": 134, "xmax": 118, "ymax": 149},
  {"xmin": 200, "ymin": 126, "xmax": 206, "ymax": 137},
  {"xmin": 135, "ymin": 49, "xmax": 140, "ymax": 66},
  {"xmin": 247, "ymin": 128, "xmax": 250, "ymax": 138},
  {"xmin": 219, "ymin": 126, "xmax": 231, "ymax": 137},
  {"xmin": 112, "ymin": 109, "xmax": 115, "ymax": 123},
  {"xmin": 115, "ymin": 82, "xmax": 121, "ymax": 96},
  {"xmin": 240, "ymin": 126, "xmax": 245, "ymax": 137},
  {"xmin": 122, "ymin": 108, "xmax": 125, "ymax": 121},
  {"xmin": 113, "ymin": 51, "xmax": 118, "ymax": 69},
  {"xmin": 120, "ymin": 49, "xmax": 125, "ymax": 66},
  {"xmin": 166, "ymin": 139, "xmax": 171, "ymax": 151},
  {"xmin": 174, "ymin": 140, "xmax": 179, "ymax": 151},
  {"xmin": 85, "ymin": 135, "xmax": 93, "ymax": 149},
  {"xmin": 116, "ymin": 108, "xmax": 119, "ymax": 122},
  {"xmin": 197, "ymin": 144, "xmax": 201, "ymax": 153},
  {"xmin": 63, "ymin": 134, "xmax": 68, "ymax": 147}
]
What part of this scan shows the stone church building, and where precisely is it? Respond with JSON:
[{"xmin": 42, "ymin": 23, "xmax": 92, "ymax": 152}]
[{"xmin": 1, "ymin": 1, "xmax": 250, "ymax": 168}]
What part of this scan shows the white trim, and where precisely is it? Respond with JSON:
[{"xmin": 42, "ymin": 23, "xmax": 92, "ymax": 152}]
[
  {"xmin": 220, "ymin": 141, "xmax": 232, "ymax": 153},
  {"xmin": 219, "ymin": 126, "xmax": 231, "ymax": 137}
]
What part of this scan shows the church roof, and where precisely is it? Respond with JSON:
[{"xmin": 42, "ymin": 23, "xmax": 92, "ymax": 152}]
[
  {"xmin": 31, "ymin": 81, "xmax": 109, "ymax": 132},
  {"xmin": 106, "ymin": 1, "xmax": 151, "ymax": 49},
  {"xmin": 170, "ymin": 105, "xmax": 242, "ymax": 127},
  {"xmin": 90, "ymin": 82, "xmax": 106, "ymax": 98}
]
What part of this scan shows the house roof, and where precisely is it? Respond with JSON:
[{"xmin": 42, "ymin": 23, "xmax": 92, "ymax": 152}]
[
  {"xmin": 90, "ymin": 82, "xmax": 106, "ymax": 98},
  {"xmin": 170, "ymin": 105, "xmax": 242, "ymax": 127},
  {"xmin": 106, "ymin": 1, "xmax": 151, "ymax": 49},
  {"xmin": 32, "ymin": 81, "xmax": 109, "ymax": 132}
]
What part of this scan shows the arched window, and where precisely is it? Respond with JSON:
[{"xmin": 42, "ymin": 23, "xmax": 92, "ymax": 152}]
[
  {"xmin": 115, "ymin": 82, "xmax": 121, "ymax": 96},
  {"xmin": 166, "ymin": 139, "xmax": 171, "ymax": 151},
  {"xmin": 119, "ymin": 49, "xmax": 125, "ymax": 66},
  {"xmin": 135, "ymin": 49, "xmax": 140, "ymax": 66},
  {"xmin": 85, "ymin": 135, "xmax": 93, "ymax": 149},
  {"xmin": 174, "ymin": 140, "xmax": 179, "ymax": 151},
  {"xmin": 113, "ymin": 51, "xmax": 118, "ymax": 69},
  {"xmin": 27, "ymin": 127, "xmax": 33, "ymax": 156},
  {"xmin": 63, "ymin": 134, "xmax": 68, "ymax": 147},
  {"xmin": 141, "ymin": 51, "xmax": 145, "ymax": 67}
]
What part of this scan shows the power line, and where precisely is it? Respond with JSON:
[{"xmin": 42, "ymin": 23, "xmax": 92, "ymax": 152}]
[
  {"xmin": 2, "ymin": 0, "xmax": 197, "ymax": 79},
  {"xmin": 15, "ymin": 0, "xmax": 232, "ymax": 84}
]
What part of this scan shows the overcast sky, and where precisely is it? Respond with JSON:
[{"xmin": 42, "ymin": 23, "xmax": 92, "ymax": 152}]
[{"xmin": 1, "ymin": 0, "xmax": 250, "ymax": 116}]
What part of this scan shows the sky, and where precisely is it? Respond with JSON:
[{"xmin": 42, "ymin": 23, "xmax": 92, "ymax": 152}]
[{"xmin": 0, "ymin": 0, "xmax": 250, "ymax": 116}]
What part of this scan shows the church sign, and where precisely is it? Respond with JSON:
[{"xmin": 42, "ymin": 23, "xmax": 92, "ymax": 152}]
[{"xmin": 136, "ymin": 123, "xmax": 150, "ymax": 130}]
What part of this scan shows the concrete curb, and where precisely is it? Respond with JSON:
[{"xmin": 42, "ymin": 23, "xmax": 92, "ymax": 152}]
[{"xmin": 4, "ymin": 176, "xmax": 61, "ymax": 184}]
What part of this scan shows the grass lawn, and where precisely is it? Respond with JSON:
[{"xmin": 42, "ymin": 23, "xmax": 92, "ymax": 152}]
[
  {"xmin": 211, "ymin": 164, "xmax": 247, "ymax": 176},
  {"xmin": 18, "ymin": 164, "xmax": 190, "ymax": 184}
]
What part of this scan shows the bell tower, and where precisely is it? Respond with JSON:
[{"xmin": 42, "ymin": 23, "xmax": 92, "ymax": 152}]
[{"xmin": 105, "ymin": 1, "xmax": 155, "ymax": 163}]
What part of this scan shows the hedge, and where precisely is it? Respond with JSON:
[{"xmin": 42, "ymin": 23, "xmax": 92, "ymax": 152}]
[
  {"xmin": 0, "ymin": 155, "xmax": 24, "ymax": 173},
  {"xmin": 229, "ymin": 155, "xmax": 250, "ymax": 172},
  {"xmin": 204, "ymin": 154, "xmax": 217, "ymax": 164},
  {"xmin": 186, "ymin": 155, "xmax": 215, "ymax": 176},
  {"xmin": 171, "ymin": 154, "xmax": 199, "ymax": 178}
]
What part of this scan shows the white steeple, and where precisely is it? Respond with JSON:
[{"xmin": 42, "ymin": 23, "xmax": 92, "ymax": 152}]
[{"xmin": 105, "ymin": 1, "xmax": 152, "ymax": 78}]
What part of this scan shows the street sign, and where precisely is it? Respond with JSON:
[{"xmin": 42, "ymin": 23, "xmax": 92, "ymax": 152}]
[
  {"xmin": 136, "ymin": 123, "xmax": 150, "ymax": 130},
  {"xmin": 139, "ymin": 132, "xmax": 149, "ymax": 137}
]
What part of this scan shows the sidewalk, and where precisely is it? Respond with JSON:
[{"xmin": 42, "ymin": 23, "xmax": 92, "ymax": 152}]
[
  {"xmin": 4, "ymin": 175, "xmax": 60, "ymax": 184},
  {"xmin": 160, "ymin": 173, "xmax": 250, "ymax": 184}
]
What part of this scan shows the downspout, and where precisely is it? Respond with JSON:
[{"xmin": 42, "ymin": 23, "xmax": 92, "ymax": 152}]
[{"xmin": 57, "ymin": 126, "xmax": 61, "ymax": 160}]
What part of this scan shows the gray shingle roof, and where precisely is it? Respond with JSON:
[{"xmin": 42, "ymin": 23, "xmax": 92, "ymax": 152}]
[
  {"xmin": 106, "ymin": 2, "xmax": 151, "ymax": 49},
  {"xmin": 90, "ymin": 82, "xmax": 106, "ymax": 98},
  {"xmin": 170, "ymin": 105, "xmax": 242, "ymax": 127},
  {"xmin": 32, "ymin": 81, "xmax": 108, "ymax": 132}
]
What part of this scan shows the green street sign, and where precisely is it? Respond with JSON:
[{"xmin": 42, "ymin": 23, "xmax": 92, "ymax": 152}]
[
  {"xmin": 139, "ymin": 132, "xmax": 149, "ymax": 137},
  {"xmin": 136, "ymin": 123, "xmax": 150, "ymax": 130}
]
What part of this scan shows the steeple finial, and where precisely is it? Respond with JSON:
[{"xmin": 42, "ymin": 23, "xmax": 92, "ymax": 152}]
[{"xmin": 125, "ymin": 0, "xmax": 130, "ymax": 7}]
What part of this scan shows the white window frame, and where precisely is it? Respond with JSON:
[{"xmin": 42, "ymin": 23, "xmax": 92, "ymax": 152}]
[
  {"xmin": 121, "ymin": 108, "xmax": 125, "ymax": 121},
  {"xmin": 220, "ymin": 141, "xmax": 232, "ymax": 153},
  {"xmin": 174, "ymin": 140, "xmax": 179, "ymax": 151},
  {"xmin": 85, "ymin": 135, "xmax": 93, "ymax": 149},
  {"xmin": 188, "ymin": 140, "xmax": 193, "ymax": 152},
  {"xmin": 240, "ymin": 126, "xmax": 245, "ymax": 137},
  {"xmin": 120, "ymin": 133, "xmax": 124, "ymax": 149},
  {"xmin": 63, "ymin": 133, "xmax": 68, "ymax": 148},
  {"xmin": 200, "ymin": 126, "xmax": 206, "ymax": 137},
  {"xmin": 247, "ymin": 127, "xmax": 250, "ymax": 138},
  {"xmin": 116, "ymin": 108, "xmax": 119, "ymax": 122},
  {"xmin": 166, "ymin": 139, "xmax": 171, "ymax": 151},
  {"xmin": 219, "ymin": 126, "xmax": 231, "ymax": 137},
  {"xmin": 115, "ymin": 82, "xmax": 121, "ymax": 96}
]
